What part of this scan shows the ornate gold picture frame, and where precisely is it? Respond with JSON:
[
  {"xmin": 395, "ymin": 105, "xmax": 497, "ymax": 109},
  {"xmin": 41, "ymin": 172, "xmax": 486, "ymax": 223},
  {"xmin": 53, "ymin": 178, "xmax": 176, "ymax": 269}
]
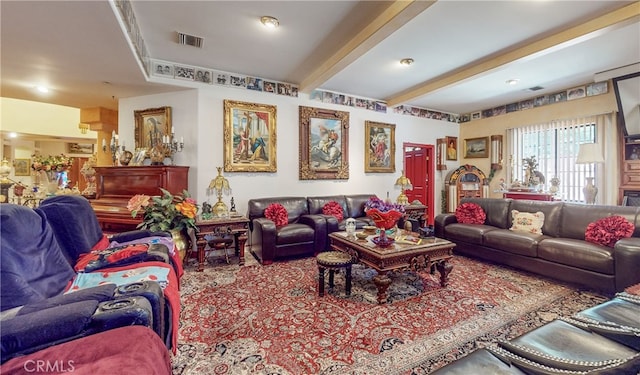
[
  {"xmin": 223, "ymin": 100, "xmax": 277, "ymax": 172},
  {"xmin": 364, "ymin": 120, "xmax": 395, "ymax": 173},
  {"xmin": 464, "ymin": 137, "xmax": 489, "ymax": 158},
  {"xmin": 299, "ymin": 106, "xmax": 349, "ymax": 180},
  {"xmin": 134, "ymin": 106, "xmax": 172, "ymax": 152}
]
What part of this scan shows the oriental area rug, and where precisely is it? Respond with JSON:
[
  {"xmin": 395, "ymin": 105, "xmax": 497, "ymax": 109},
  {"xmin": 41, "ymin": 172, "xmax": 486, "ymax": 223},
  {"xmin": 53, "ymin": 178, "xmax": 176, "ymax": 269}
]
[{"xmin": 172, "ymin": 254, "xmax": 607, "ymax": 375}]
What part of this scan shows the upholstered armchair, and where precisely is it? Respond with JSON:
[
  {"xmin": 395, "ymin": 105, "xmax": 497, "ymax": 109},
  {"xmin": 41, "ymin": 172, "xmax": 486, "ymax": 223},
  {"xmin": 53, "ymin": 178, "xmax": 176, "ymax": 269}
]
[{"xmin": 247, "ymin": 197, "xmax": 327, "ymax": 264}]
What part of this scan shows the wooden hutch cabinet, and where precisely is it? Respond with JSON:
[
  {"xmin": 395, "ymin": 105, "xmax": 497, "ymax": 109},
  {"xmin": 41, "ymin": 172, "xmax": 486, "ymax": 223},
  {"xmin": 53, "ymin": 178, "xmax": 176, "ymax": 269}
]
[
  {"xmin": 620, "ymin": 135, "xmax": 640, "ymax": 206},
  {"xmin": 91, "ymin": 166, "xmax": 189, "ymax": 232}
]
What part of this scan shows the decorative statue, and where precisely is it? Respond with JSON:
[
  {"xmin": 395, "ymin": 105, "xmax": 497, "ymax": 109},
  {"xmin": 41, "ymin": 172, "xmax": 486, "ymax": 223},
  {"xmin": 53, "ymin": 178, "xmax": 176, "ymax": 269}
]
[{"xmin": 230, "ymin": 197, "xmax": 237, "ymax": 213}]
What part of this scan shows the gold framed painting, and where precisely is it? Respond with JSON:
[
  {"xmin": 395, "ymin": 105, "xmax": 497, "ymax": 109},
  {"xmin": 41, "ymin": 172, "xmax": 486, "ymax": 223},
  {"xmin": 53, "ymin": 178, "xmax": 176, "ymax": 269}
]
[
  {"xmin": 13, "ymin": 158, "xmax": 30, "ymax": 176},
  {"xmin": 299, "ymin": 106, "xmax": 349, "ymax": 180},
  {"xmin": 223, "ymin": 100, "xmax": 277, "ymax": 172},
  {"xmin": 134, "ymin": 106, "xmax": 172, "ymax": 153},
  {"xmin": 364, "ymin": 120, "xmax": 395, "ymax": 173},
  {"xmin": 464, "ymin": 137, "xmax": 489, "ymax": 158},
  {"xmin": 445, "ymin": 136, "xmax": 458, "ymax": 161}
]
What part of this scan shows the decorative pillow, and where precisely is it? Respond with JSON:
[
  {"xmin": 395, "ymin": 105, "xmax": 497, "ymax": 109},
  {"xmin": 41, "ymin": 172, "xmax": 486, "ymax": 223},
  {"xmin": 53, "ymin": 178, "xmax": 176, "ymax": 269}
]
[
  {"xmin": 585, "ymin": 215, "xmax": 634, "ymax": 248},
  {"xmin": 322, "ymin": 201, "xmax": 344, "ymax": 222},
  {"xmin": 509, "ymin": 210, "xmax": 544, "ymax": 234},
  {"xmin": 455, "ymin": 203, "xmax": 486, "ymax": 224},
  {"xmin": 264, "ymin": 203, "xmax": 288, "ymax": 227}
]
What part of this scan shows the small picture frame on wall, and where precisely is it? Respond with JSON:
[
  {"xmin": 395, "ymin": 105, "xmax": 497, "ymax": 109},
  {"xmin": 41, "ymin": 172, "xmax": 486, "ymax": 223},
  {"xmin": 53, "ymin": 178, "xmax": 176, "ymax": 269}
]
[
  {"xmin": 67, "ymin": 142, "xmax": 94, "ymax": 155},
  {"xmin": 464, "ymin": 137, "xmax": 489, "ymax": 158},
  {"xmin": 13, "ymin": 158, "xmax": 30, "ymax": 176},
  {"xmin": 364, "ymin": 120, "xmax": 395, "ymax": 173},
  {"xmin": 445, "ymin": 136, "xmax": 458, "ymax": 161}
]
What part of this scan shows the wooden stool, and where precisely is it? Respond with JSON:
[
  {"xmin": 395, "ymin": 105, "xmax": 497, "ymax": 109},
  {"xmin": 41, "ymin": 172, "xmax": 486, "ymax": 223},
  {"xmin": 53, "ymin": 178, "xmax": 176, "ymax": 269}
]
[{"xmin": 316, "ymin": 251, "xmax": 353, "ymax": 296}]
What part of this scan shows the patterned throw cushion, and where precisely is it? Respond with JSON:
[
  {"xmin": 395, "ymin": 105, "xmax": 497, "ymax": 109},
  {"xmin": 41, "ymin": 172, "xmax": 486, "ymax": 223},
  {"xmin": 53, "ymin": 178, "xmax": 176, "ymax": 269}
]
[
  {"xmin": 585, "ymin": 215, "xmax": 634, "ymax": 248},
  {"xmin": 509, "ymin": 210, "xmax": 544, "ymax": 234},
  {"xmin": 264, "ymin": 203, "xmax": 288, "ymax": 227},
  {"xmin": 455, "ymin": 202, "xmax": 486, "ymax": 224},
  {"xmin": 322, "ymin": 201, "xmax": 344, "ymax": 222}
]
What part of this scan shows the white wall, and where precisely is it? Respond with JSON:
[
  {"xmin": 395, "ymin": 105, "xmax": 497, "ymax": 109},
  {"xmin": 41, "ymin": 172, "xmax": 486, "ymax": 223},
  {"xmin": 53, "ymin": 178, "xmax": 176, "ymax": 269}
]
[{"xmin": 118, "ymin": 86, "xmax": 459, "ymax": 216}]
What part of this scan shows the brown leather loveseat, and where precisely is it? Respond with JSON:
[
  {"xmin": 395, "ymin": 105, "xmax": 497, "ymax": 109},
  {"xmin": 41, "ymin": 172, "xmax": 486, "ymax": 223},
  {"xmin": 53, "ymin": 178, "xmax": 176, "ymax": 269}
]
[{"xmin": 435, "ymin": 197, "xmax": 640, "ymax": 293}]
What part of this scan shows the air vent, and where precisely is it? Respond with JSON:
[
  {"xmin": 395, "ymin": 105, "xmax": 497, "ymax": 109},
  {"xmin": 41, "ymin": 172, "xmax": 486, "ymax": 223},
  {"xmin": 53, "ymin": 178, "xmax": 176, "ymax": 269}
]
[
  {"xmin": 527, "ymin": 85, "xmax": 544, "ymax": 92},
  {"xmin": 177, "ymin": 32, "xmax": 203, "ymax": 48}
]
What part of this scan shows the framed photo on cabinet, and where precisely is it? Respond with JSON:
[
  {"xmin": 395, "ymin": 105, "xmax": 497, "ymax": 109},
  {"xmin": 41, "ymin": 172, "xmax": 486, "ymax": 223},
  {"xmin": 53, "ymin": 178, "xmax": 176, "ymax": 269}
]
[
  {"xmin": 223, "ymin": 100, "xmax": 277, "ymax": 172},
  {"xmin": 299, "ymin": 106, "xmax": 349, "ymax": 180}
]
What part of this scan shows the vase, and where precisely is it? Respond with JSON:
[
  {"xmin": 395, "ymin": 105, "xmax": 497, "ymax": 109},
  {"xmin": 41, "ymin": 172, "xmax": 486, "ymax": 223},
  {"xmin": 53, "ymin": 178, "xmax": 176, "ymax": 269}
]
[
  {"xmin": 366, "ymin": 208, "xmax": 403, "ymax": 248},
  {"xmin": 169, "ymin": 229, "xmax": 189, "ymax": 263}
]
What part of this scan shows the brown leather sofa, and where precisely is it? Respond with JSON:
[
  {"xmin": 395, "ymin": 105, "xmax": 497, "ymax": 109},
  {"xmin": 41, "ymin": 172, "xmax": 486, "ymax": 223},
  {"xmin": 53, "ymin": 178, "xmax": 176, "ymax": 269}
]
[
  {"xmin": 247, "ymin": 194, "xmax": 377, "ymax": 264},
  {"xmin": 435, "ymin": 197, "xmax": 640, "ymax": 293},
  {"xmin": 306, "ymin": 194, "xmax": 375, "ymax": 231}
]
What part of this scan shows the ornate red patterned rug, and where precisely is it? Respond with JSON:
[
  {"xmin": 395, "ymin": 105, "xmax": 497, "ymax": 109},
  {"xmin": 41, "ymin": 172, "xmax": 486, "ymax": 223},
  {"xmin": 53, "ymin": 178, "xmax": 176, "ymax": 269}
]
[{"xmin": 172, "ymin": 255, "xmax": 607, "ymax": 374}]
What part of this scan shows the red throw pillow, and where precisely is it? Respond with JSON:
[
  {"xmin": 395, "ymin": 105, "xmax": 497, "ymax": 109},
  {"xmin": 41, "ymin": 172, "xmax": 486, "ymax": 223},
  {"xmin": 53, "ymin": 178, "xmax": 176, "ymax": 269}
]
[
  {"xmin": 264, "ymin": 203, "xmax": 288, "ymax": 227},
  {"xmin": 585, "ymin": 215, "xmax": 634, "ymax": 248},
  {"xmin": 455, "ymin": 202, "xmax": 486, "ymax": 225},
  {"xmin": 322, "ymin": 201, "xmax": 344, "ymax": 222}
]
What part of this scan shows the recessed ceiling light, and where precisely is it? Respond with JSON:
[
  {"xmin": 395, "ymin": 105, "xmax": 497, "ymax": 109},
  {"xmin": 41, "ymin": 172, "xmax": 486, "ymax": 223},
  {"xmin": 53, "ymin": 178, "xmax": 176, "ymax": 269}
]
[
  {"xmin": 260, "ymin": 16, "xmax": 279, "ymax": 29},
  {"xmin": 400, "ymin": 58, "xmax": 414, "ymax": 66},
  {"xmin": 506, "ymin": 79, "xmax": 519, "ymax": 85},
  {"xmin": 35, "ymin": 86, "xmax": 49, "ymax": 93}
]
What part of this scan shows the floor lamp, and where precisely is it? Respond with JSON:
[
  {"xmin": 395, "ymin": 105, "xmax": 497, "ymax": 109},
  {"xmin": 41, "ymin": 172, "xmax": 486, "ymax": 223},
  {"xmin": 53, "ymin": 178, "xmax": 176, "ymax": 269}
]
[{"xmin": 576, "ymin": 143, "xmax": 604, "ymax": 204}]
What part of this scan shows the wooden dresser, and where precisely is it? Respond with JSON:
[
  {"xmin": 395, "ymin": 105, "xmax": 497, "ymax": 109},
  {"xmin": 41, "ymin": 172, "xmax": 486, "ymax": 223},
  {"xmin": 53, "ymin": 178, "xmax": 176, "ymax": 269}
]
[{"xmin": 91, "ymin": 166, "xmax": 189, "ymax": 232}]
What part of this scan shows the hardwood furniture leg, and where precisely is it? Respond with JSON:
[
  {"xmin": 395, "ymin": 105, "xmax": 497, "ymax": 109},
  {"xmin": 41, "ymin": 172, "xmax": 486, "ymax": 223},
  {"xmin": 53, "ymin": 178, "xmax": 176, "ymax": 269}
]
[
  {"xmin": 235, "ymin": 232, "xmax": 247, "ymax": 266},
  {"xmin": 436, "ymin": 260, "xmax": 453, "ymax": 287},
  {"xmin": 318, "ymin": 266, "xmax": 326, "ymax": 296},
  {"xmin": 345, "ymin": 265, "xmax": 352, "ymax": 296},
  {"xmin": 372, "ymin": 272, "xmax": 392, "ymax": 304}
]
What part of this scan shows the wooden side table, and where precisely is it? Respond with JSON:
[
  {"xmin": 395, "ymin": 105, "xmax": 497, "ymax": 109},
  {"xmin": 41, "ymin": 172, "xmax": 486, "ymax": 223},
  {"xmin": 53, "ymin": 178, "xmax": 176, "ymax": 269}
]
[{"xmin": 189, "ymin": 216, "xmax": 249, "ymax": 271}]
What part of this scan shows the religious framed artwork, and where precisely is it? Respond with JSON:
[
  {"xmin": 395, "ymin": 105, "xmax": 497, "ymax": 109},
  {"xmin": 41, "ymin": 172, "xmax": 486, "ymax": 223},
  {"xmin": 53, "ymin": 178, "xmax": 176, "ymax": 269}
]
[
  {"xmin": 299, "ymin": 106, "xmax": 349, "ymax": 180},
  {"xmin": 223, "ymin": 100, "xmax": 277, "ymax": 172},
  {"xmin": 464, "ymin": 137, "xmax": 489, "ymax": 158},
  {"xmin": 134, "ymin": 106, "xmax": 172, "ymax": 155},
  {"xmin": 13, "ymin": 158, "xmax": 30, "ymax": 176},
  {"xmin": 364, "ymin": 120, "xmax": 395, "ymax": 173},
  {"xmin": 445, "ymin": 136, "xmax": 458, "ymax": 161}
]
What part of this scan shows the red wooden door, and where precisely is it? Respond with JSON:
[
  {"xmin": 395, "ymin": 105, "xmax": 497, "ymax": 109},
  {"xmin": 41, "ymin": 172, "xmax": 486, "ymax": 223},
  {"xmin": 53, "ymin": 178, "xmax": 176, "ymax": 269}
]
[{"xmin": 403, "ymin": 143, "xmax": 434, "ymax": 225}]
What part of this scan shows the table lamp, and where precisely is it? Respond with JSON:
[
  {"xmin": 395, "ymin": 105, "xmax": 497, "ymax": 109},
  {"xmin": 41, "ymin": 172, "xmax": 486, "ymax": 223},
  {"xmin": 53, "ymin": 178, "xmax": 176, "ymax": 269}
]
[
  {"xmin": 394, "ymin": 170, "xmax": 413, "ymax": 205},
  {"xmin": 208, "ymin": 167, "xmax": 232, "ymax": 218},
  {"xmin": 576, "ymin": 143, "xmax": 604, "ymax": 204}
]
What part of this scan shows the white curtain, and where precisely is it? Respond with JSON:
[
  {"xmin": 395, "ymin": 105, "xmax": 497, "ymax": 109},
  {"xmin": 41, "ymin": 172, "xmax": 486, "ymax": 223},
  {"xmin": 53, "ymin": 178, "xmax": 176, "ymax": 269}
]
[{"xmin": 506, "ymin": 113, "xmax": 617, "ymax": 204}]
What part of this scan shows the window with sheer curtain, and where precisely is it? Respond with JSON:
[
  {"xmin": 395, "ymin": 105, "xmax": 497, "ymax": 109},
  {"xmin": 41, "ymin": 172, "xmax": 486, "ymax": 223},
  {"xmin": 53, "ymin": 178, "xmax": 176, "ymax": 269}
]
[{"xmin": 506, "ymin": 116, "xmax": 603, "ymax": 203}]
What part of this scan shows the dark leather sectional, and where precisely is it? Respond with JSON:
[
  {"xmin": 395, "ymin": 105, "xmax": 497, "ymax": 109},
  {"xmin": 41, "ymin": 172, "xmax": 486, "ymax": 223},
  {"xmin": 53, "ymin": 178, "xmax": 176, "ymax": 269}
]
[
  {"xmin": 431, "ymin": 291, "xmax": 640, "ymax": 374},
  {"xmin": 435, "ymin": 197, "xmax": 640, "ymax": 293}
]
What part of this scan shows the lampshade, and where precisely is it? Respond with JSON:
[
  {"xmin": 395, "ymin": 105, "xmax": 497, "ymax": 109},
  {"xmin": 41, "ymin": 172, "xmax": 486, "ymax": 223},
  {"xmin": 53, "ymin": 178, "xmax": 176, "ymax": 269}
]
[
  {"xmin": 394, "ymin": 171, "xmax": 413, "ymax": 190},
  {"xmin": 208, "ymin": 167, "xmax": 231, "ymax": 196},
  {"xmin": 576, "ymin": 143, "xmax": 604, "ymax": 164}
]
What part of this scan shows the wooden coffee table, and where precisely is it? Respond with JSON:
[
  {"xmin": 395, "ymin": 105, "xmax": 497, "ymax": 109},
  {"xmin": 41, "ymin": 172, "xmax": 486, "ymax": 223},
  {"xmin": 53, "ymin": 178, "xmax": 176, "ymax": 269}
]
[{"xmin": 328, "ymin": 231, "xmax": 456, "ymax": 304}]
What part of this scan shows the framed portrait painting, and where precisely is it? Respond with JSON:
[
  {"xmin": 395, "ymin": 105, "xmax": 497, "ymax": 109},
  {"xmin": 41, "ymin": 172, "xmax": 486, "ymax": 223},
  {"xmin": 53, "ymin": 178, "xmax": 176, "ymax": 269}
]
[
  {"xmin": 13, "ymin": 159, "xmax": 30, "ymax": 176},
  {"xmin": 364, "ymin": 120, "xmax": 395, "ymax": 173},
  {"xmin": 464, "ymin": 137, "xmax": 489, "ymax": 158},
  {"xmin": 299, "ymin": 106, "xmax": 349, "ymax": 180},
  {"xmin": 134, "ymin": 106, "xmax": 172, "ymax": 154},
  {"xmin": 445, "ymin": 136, "xmax": 458, "ymax": 161},
  {"xmin": 223, "ymin": 100, "xmax": 277, "ymax": 172}
]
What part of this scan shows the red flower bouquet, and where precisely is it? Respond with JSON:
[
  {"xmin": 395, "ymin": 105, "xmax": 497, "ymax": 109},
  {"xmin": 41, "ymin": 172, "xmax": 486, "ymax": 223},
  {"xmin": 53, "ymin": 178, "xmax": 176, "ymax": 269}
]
[{"xmin": 585, "ymin": 215, "xmax": 634, "ymax": 248}]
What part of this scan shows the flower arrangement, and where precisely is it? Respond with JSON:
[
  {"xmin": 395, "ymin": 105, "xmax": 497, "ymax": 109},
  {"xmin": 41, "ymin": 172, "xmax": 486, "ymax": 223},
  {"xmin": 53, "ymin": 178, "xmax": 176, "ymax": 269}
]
[
  {"xmin": 364, "ymin": 196, "xmax": 405, "ymax": 213},
  {"xmin": 31, "ymin": 153, "xmax": 74, "ymax": 172},
  {"xmin": 127, "ymin": 188, "xmax": 199, "ymax": 232}
]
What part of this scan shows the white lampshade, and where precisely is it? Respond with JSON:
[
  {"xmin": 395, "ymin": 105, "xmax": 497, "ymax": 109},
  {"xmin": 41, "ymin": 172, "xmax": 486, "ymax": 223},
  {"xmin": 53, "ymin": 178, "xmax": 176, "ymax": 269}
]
[{"xmin": 576, "ymin": 143, "xmax": 604, "ymax": 164}]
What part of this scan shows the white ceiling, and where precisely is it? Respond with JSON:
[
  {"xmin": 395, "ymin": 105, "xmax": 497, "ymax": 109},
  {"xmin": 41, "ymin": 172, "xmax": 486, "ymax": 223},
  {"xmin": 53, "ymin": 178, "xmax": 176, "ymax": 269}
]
[{"xmin": 1, "ymin": 0, "xmax": 638, "ymax": 117}]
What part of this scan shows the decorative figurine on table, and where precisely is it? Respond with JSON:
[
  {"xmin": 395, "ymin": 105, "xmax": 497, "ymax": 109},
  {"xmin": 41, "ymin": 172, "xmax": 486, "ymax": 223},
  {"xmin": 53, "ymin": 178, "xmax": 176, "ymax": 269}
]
[
  {"xmin": 201, "ymin": 201, "xmax": 213, "ymax": 220},
  {"xmin": 229, "ymin": 197, "xmax": 237, "ymax": 215}
]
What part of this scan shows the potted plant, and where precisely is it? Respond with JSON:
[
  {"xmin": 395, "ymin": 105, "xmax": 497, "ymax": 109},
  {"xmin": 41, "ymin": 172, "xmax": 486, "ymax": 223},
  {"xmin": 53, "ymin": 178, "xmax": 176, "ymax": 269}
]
[{"xmin": 127, "ymin": 188, "xmax": 199, "ymax": 261}]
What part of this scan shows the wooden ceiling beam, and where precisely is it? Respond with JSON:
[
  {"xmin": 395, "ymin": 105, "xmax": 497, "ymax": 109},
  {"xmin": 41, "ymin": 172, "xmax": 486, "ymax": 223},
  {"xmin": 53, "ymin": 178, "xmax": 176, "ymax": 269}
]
[
  {"xmin": 386, "ymin": 2, "xmax": 640, "ymax": 107},
  {"xmin": 298, "ymin": 0, "xmax": 436, "ymax": 94}
]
